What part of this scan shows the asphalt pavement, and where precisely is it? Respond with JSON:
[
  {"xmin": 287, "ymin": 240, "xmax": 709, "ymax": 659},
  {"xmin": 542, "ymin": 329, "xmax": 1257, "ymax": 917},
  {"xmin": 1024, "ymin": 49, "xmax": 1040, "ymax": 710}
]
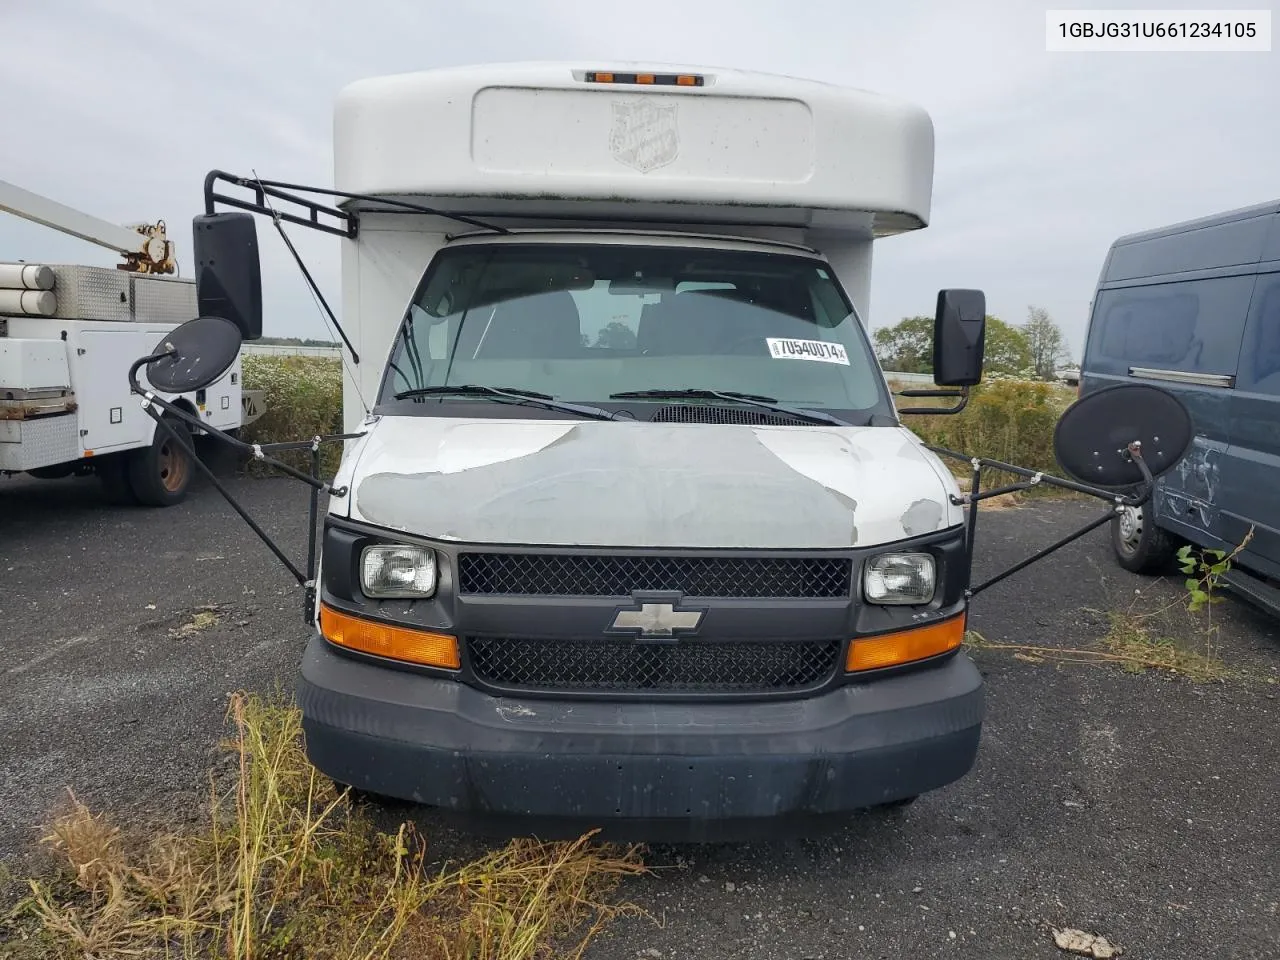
[{"xmin": 2, "ymin": 471, "xmax": 1278, "ymax": 959}]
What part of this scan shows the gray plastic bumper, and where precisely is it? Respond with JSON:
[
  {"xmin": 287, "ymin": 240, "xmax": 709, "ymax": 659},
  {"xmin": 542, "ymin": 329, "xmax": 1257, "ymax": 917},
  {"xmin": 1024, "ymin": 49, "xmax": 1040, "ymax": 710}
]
[{"xmin": 297, "ymin": 634, "xmax": 984, "ymax": 835}]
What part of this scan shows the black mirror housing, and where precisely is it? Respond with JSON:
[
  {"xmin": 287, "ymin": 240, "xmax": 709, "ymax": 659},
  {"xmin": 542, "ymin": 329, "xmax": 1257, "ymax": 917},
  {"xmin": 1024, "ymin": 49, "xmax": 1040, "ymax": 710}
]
[
  {"xmin": 932, "ymin": 289, "xmax": 986, "ymax": 386},
  {"xmin": 192, "ymin": 212, "xmax": 263, "ymax": 341}
]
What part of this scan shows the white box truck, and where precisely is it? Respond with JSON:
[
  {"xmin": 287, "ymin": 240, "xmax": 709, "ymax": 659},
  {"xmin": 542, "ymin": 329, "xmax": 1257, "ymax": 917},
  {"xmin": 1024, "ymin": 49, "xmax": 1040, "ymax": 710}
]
[
  {"xmin": 158, "ymin": 63, "xmax": 1194, "ymax": 841},
  {"xmin": 0, "ymin": 180, "xmax": 258, "ymax": 505},
  {"xmin": 187, "ymin": 62, "xmax": 988, "ymax": 840}
]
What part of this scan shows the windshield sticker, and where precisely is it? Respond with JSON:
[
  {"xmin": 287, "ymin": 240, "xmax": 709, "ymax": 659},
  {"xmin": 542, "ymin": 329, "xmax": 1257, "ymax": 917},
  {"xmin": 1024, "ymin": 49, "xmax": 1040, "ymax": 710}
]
[{"xmin": 766, "ymin": 338, "xmax": 850, "ymax": 365}]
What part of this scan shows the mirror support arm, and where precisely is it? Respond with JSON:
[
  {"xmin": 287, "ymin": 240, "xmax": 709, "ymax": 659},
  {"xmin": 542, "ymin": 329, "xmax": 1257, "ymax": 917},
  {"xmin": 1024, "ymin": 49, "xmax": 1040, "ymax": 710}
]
[
  {"xmin": 305, "ymin": 441, "xmax": 322, "ymax": 619},
  {"xmin": 968, "ymin": 508, "xmax": 1119, "ymax": 598},
  {"xmin": 931, "ymin": 441, "xmax": 1157, "ymax": 598},
  {"xmin": 137, "ymin": 392, "xmax": 310, "ymax": 586},
  {"xmin": 266, "ymin": 213, "xmax": 360, "ymax": 365},
  {"xmin": 926, "ymin": 443, "xmax": 1153, "ymax": 508},
  {"xmin": 128, "ymin": 352, "xmax": 364, "ymax": 623},
  {"xmin": 961, "ymin": 455, "xmax": 982, "ymax": 587},
  {"xmin": 894, "ymin": 385, "xmax": 970, "ymax": 416},
  {"xmin": 126, "ymin": 354, "xmax": 355, "ymax": 496}
]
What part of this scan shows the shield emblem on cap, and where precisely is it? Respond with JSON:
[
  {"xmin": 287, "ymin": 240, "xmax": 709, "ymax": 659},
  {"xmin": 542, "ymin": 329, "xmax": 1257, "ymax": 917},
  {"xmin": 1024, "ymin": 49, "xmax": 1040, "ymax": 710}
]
[{"xmin": 609, "ymin": 100, "xmax": 680, "ymax": 173}]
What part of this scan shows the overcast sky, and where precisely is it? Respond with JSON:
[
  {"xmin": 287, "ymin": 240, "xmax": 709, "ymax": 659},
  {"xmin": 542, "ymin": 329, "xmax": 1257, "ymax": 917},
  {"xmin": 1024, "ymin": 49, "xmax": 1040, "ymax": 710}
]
[{"xmin": 1, "ymin": 0, "xmax": 1276, "ymax": 361}]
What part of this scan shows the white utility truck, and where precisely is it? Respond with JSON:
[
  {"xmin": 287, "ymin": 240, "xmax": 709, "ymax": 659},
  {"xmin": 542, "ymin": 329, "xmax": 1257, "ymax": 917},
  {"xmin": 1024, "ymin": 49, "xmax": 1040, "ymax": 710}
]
[
  {"xmin": 183, "ymin": 62, "xmax": 997, "ymax": 841},
  {"xmin": 0, "ymin": 180, "xmax": 255, "ymax": 505}
]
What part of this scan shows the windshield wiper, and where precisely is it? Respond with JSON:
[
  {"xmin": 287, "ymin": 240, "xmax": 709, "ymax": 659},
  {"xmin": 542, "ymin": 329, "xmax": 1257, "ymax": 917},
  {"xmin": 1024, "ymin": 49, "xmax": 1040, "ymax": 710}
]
[
  {"xmin": 393, "ymin": 385, "xmax": 621, "ymax": 421},
  {"xmin": 609, "ymin": 389, "xmax": 848, "ymax": 426}
]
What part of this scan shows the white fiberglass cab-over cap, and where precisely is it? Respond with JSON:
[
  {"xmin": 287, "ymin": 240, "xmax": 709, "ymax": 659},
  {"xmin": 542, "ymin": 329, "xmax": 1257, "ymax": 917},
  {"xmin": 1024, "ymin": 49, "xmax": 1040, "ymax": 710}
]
[{"xmin": 332, "ymin": 61, "xmax": 935, "ymax": 238}]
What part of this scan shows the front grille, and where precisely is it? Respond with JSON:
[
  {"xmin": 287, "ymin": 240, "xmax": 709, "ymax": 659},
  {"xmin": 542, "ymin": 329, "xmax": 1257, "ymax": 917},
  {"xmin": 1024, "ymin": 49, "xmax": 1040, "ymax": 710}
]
[
  {"xmin": 457, "ymin": 553, "xmax": 852, "ymax": 598},
  {"xmin": 468, "ymin": 636, "xmax": 842, "ymax": 694},
  {"xmin": 649, "ymin": 404, "xmax": 811, "ymax": 426}
]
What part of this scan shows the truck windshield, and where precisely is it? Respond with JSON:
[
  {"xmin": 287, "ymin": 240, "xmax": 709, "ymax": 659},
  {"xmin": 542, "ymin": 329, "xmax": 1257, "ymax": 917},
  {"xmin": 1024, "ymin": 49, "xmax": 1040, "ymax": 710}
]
[{"xmin": 378, "ymin": 242, "xmax": 892, "ymax": 422}]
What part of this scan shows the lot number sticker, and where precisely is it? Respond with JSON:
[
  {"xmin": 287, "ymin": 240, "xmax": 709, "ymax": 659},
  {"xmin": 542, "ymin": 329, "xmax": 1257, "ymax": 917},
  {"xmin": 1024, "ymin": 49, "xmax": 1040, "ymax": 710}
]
[{"xmin": 766, "ymin": 338, "xmax": 850, "ymax": 365}]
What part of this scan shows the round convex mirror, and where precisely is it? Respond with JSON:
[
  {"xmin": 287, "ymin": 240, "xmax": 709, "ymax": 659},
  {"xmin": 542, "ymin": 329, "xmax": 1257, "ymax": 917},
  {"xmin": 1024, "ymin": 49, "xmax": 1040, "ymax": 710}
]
[
  {"xmin": 145, "ymin": 316, "xmax": 243, "ymax": 393},
  {"xmin": 1053, "ymin": 382, "xmax": 1193, "ymax": 489}
]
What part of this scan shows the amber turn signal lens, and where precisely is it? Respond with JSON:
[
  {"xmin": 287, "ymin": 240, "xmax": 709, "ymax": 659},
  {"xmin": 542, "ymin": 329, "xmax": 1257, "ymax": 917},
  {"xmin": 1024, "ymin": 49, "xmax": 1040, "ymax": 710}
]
[
  {"xmin": 846, "ymin": 613, "xmax": 966, "ymax": 673},
  {"xmin": 319, "ymin": 604, "xmax": 460, "ymax": 670}
]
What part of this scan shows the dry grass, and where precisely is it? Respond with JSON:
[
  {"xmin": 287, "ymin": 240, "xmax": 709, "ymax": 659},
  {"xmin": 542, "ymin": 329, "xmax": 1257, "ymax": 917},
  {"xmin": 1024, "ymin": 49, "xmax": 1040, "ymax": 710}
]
[
  {"xmin": 1094, "ymin": 610, "xmax": 1234, "ymax": 682},
  {"xmin": 962, "ymin": 525, "xmax": 1274, "ymax": 685},
  {"xmin": 171, "ymin": 608, "xmax": 221, "ymax": 639},
  {"xmin": 1, "ymin": 692, "xmax": 648, "ymax": 960},
  {"xmin": 964, "ymin": 623, "xmax": 1234, "ymax": 682}
]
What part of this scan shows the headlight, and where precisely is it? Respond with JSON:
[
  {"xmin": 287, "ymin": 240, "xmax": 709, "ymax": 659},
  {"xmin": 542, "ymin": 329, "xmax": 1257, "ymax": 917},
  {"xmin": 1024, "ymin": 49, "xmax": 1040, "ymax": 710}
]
[
  {"xmin": 863, "ymin": 553, "xmax": 936, "ymax": 605},
  {"xmin": 360, "ymin": 544, "xmax": 437, "ymax": 598}
]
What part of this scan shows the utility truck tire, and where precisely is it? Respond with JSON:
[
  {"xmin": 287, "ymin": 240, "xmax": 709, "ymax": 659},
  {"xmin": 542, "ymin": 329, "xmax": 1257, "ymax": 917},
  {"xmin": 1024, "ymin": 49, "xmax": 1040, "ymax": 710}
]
[
  {"xmin": 27, "ymin": 463, "xmax": 75, "ymax": 479},
  {"xmin": 1111, "ymin": 504, "xmax": 1177, "ymax": 574},
  {"xmin": 97, "ymin": 455, "xmax": 138, "ymax": 505},
  {"xmin": 199, "ymin": 428, "xmax": 243, "ymax": 479},
  {"xmin": 128, "ymin": 417, "xmax": 193, "ymax": 507}
]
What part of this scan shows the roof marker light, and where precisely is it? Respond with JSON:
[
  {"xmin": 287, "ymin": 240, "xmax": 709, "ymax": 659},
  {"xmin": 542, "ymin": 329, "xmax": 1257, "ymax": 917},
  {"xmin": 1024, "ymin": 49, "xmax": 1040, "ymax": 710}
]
[{"xmin": 583, "ymin": 71, "xmax": 705, "ymax": 87}]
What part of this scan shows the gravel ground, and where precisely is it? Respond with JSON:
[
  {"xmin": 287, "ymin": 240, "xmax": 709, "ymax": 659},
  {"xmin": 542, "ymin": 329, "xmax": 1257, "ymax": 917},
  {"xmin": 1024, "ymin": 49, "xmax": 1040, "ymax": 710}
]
[{"xmin": 2, "ymin": 470, "xmax": 1278, "ymax": 959}]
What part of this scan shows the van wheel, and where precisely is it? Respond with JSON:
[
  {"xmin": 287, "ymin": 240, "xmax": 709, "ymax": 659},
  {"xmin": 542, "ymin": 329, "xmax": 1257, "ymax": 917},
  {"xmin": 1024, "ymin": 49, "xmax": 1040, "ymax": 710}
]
[
  {"xmin": 1111, "ymin": 504, "xmax": 1176, "ymax": 574},
  {"xmin": 128, "ymin": 417, "xmax": 193, "ymax": 507}
]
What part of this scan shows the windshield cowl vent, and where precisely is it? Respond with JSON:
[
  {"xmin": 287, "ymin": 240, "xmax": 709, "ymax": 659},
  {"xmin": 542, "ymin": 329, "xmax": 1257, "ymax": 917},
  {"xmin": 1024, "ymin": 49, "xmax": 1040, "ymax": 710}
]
[{"xmin": 647, "ymin": 404, "xmax": 811, "ymax": 427}]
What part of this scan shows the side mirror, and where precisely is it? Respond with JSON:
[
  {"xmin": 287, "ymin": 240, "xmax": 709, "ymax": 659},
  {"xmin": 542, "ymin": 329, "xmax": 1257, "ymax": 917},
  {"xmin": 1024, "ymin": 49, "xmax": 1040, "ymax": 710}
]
[
  {"xmin": 192, "ymin": 212, "xmax": 263, "ymax": 341},
  {"xmin": 133, "ymin": 316, "xmax": 244, "ymax": 394},
  {"xmin": 932, "ymin": 289, "xmax": 986, "ymax": 387},
  {"xmin": 1053, "ymin": 382, "xmax": 1192, "ymax": 489},
  {"xmin": 149, "ymin": 316, "xmax": 244, "ymax": 392}
]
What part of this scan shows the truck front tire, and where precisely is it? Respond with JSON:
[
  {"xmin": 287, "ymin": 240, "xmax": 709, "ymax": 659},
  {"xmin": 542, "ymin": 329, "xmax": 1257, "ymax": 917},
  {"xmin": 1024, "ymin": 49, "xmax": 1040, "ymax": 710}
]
[{"xmin": 127, "ymin": 417, "xmax": 194, "ymax": 507}]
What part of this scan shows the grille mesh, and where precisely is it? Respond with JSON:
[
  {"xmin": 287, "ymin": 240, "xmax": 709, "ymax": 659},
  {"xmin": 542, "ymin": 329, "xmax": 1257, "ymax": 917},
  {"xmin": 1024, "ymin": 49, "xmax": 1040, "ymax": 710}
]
[
  {"xmin": 457, "ymin": 553, "xmax": 852, "ymax": 598},
  {"xmin": 468, "ymin": 636, "xmax": 842, "ymax": 693},
  {"xmin": 649, "ymin": 404, "xmax": 810, "ymax": 426}
]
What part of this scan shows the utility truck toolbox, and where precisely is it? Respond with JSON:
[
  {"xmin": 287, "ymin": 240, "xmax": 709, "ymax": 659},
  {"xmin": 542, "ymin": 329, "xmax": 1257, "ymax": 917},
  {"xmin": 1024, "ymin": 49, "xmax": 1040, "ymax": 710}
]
[
  {"xmin": 157, "ymin": 61, "xmax": 1197, "ymax": 841},
  {"xmin": 0, "ymin": 178, "xmax": 252, "ymax": 501}
]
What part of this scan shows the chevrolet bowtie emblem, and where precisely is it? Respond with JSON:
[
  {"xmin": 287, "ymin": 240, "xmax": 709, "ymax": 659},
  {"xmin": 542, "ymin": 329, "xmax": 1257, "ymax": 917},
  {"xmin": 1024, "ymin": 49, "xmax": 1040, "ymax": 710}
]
[{"xmin": 607, "ymin": 599, "xmax": 705, "ymax": 638}]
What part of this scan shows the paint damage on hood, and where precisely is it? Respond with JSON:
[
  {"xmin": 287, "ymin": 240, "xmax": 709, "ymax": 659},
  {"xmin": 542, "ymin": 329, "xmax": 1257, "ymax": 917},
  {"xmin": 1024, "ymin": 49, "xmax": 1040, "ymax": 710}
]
[{"xmin": 347, "ymin": 417, "xmax": 962, "ymax": 549}]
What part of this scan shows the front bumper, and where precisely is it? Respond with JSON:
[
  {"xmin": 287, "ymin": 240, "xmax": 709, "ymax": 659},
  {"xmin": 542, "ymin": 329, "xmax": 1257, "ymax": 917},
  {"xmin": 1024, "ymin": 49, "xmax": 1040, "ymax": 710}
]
[{"xmin": 297, "ymin": 634, "xmax": 985, "ymax": 840}]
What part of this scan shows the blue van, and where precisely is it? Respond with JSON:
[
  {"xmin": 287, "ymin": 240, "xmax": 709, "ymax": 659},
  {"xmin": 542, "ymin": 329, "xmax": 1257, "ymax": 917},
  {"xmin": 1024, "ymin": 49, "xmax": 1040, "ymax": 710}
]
[{"xmin": 1079, "ymin": 200, "xmax": 1280, "ymax": 613}]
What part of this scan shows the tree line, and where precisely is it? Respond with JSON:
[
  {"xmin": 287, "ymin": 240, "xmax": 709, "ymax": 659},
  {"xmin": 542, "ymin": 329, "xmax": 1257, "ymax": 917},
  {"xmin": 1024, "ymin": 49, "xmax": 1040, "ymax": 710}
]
[{"xmin": 873, "ymin": 306, "xmax": 1072, "ymax": 380}]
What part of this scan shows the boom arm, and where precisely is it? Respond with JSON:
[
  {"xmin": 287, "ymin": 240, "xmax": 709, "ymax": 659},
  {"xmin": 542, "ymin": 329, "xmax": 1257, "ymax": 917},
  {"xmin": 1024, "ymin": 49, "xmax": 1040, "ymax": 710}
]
[{"xmin": 0, "ymin": 179, "xmax": 176, "ymax": 274}]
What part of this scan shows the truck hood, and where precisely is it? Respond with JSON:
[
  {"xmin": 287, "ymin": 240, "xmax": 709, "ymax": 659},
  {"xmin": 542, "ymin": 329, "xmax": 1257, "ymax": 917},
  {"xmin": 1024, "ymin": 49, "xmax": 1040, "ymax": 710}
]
[{"xmin": 340, "ymin": 416, "xmax": 962, "ymax": 550}]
